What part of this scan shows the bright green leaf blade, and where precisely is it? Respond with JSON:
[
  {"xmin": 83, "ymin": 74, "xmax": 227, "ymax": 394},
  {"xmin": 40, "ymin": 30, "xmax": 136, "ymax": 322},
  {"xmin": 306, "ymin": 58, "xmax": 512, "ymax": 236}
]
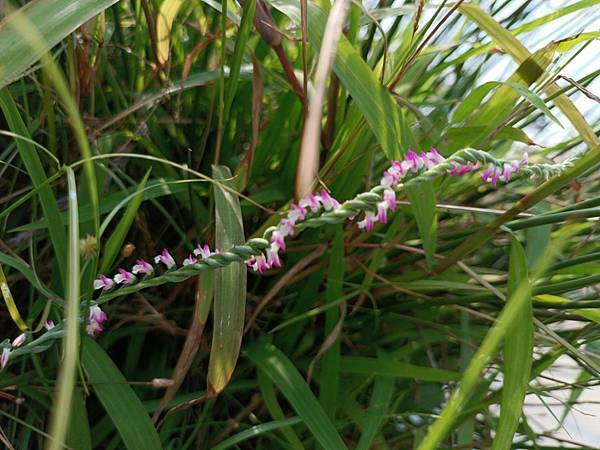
[
  {"xmin": 493, "ymin": 238, "xmax": 533, "ymax": 450},
  {"xmin": 99, "ymin": 170, "xmax": 151, "ymax": 274},
  {"xmin": 208, "ymin": 165, "xmax": 246, "ymax": 395},
  {"xmin": 0, "ymin": 0, "xmax": 120, "ymax": 87},
  {"xmin": 244, "ymin": 339, "xmax": 348, "ymax": 449},
  {"xmin": 81, "ymin": 337, "xmax": 162, "ymax": 450}
]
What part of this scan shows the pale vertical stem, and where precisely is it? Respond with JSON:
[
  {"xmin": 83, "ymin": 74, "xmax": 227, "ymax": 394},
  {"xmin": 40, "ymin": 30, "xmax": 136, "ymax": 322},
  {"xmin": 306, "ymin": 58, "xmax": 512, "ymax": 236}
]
[{"xmin": 295, "ymin": 0, "xmax": 350, "ymax": 199}]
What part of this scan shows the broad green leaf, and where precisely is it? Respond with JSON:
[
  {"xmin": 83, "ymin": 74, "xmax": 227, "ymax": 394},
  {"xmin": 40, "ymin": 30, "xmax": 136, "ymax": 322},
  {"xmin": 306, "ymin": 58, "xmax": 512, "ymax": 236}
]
[
  {"xmin": 0, "ymin": 0, "xmax": 120, "ymax": 87},
  {"xmin": 419, "ymin": 244, "xmax": 533, "ymax": 450},
  {"xmin": 269, "ymin": 0, "xmax": 403, "ymax": 160},
  {"xmin": 244, "ymin": 339, "xmax": 348, "ymax": 449},
  {"xmin": 406, "ymin": 182, "xmax": 437, "ymax": 267},
  {"xmin": 493, "ymin": 238, "xmax": 532, "ymax": 450},
  {"xmin": 0, "ymin": 90, "xmax": 66, "ymax": 283},
  {"xmin": 81, "ymin": 338, "xmax": 162, "ymax": 450},
  {"xmin": 99, "ymin": 170, "xmax": 151, "ymax": 274},
  {"xmin": 208, "ymin": 165, "xmax": 246, "ymax": 395},
  {"xmin": 319, "ymin": 226, "xmax": 344, "ymax": 417},
  {"xmin": 47, "ymin": 168, "xmax": 80, "ymax": 450},
  {"xmin": 355, "ymin": 374, "xmax": 394, "ymax": 450},
  {"xmin": 67, "ymin": 388, "xmax": 92, "ymax": 450},
  {"xmin": 340, "ymin": 357, "xmax": 459, "ymax": 382}
]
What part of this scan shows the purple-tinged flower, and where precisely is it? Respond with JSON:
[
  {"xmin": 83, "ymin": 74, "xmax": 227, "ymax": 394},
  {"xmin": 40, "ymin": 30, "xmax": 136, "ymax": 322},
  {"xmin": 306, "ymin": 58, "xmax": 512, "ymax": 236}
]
[
  {"xmin": 132, "ymin": 258, "xmax": 153, "ymax": 276},
  {"xmin": 490, "ymin": 167, "xmax": 500, "ymax": 185},
  {"xmin": 299, "ymin": 193, "xmax": 321, "ymax": 213},
  {"xmin": 246, "ymin": 255, "xmax": 270, "ymax": 273},
  {"xmin": 319, "ymin": 189, "xmax": 340, "ymax": 211},
  {"xmin": 377, "ymin": 202, "xmax": 388, "ymax": 224},
  {"xmin": 193, "ymin": 244, "xmax": 213, "ymax": 259},
  {"xmin": 93, "ymin": 274, "xmax": 115, "ymax": 291},
  {"xmin": 358, "ymin": 211, "xmax": 377, "ymax": 232},
  {"xmin": 405, "ymin": 151, "xmax": 422, "ymax": 172},
  {"xmin": 183, "ymin": 255, "xmax": 198, "ymax": 265},
  {"xmin": 481, "ymin": 163, "xmax": 495, "ymax": 182},
  {"xmin": 381, "ymin": 169, "xmax": 397, "ymax": 187},
  {"xmin": 288, "ymin": 203, "xmax": 307, "ymax": 222},
  {"xmin": 44, "ymin": 320, "xmax": 55, "ymax": 330},
  {"xmin": 428, "ymin": 148, "xmax": 444, "ymax": 165},
  {"xmin": 384, "ymin": 189, "xmax": 397, "ymax": 211},
  {"xmin": 154, "ymin": 248, "xmax": 176, "ymax": 269},
  {"xmin": 12, "ymin": 333, "xmax": 26, "ymax": 348},
  {"xmin": 502, "ymin": 164, "xmax": 512, "ymax": 183},
  {"xmin": 266, "ymin": 246, "xmax": 281, "ymax": 268},
  {"xmin": 521, "ymin": 152, "xmax": 529, "ymax": 166},
  {"xmin": 114, "ymin": 268, "xmax": 136, "ymax": 285},
  {"xmin": 87, "ymin": 305, "xmax": 108, "ymax": 337},
  {"xmin": 420, "ymin": 151, "xmax": 436, "ymax": 169},
  {"xmin": 278, "ymin": 219, "xmax": 295, "ymax": 237},
  {"xmin": 271, "ymin": 230, "xmax": 286, "ymax": 252},
  {"xmin": 1, "ymin": 347, "xmax": 10, "ymax": 370}
]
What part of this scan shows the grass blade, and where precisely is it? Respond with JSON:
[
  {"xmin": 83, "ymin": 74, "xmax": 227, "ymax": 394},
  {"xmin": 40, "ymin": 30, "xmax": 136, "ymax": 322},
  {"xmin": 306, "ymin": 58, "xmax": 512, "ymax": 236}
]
[
  {"xmin": 156, "ymin": 0, "xmax": 184, "ymax": 66},
  {"xmin": 0, "ymin": 0, "xmax": 120, "ymax": 88},
  {"xmin": 244, "ymin": 339, "xmax": 348, "ymax": 449},
  {"xmin": 208, "ymin": 165, "xmax": 246, "ymax": 395},
  {"xmin": 47, "ymin": 167, "xmax": 80, "ymax": 450},
  {"xmin": 81, "ymin": 337, "xmax": 162, "ymax": 450},
  {"xmin": 355, "ymin": 374, "xmax": 394, "ymax": 450},
  {"xmin": 99, "ymin": 170, "xmax": 151, "ymax": 274},
  {"xmin": 340, "ymin": 357, "xmax": 459, "ymax": 382},
  {"xmin": 406, "ymin": 182, "xmax": 437, "ymax": 268},
  {"xmin": 492, "ymin": 238, "xmax": 532, "ymax": 450},
  {"xmin": 213, "ymin": 417, "xmax": 303, "ymax": 450}
]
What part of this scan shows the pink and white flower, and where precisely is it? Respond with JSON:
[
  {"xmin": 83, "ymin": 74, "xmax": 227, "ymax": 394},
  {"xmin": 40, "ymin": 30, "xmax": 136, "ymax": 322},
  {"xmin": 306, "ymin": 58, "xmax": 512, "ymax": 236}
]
[
  {"xmin": 11, "ymin": 333, "xmax": 26, "ymax": 348},
  {"xmin": 358, "ymin": 211, "xmax": 377, "ymax": 232},
  {"xmin": 93, "ymin": 274, "xmax": 115, "ymax": 291},
  {"xmin": 114, "ymin": 268, "xmax": 136, "ymax": 285},
  {"xmin": 182, "ymin": 255, "xmax": 198, "ymax": 265},
  {"xmin": 132, "ymin": 258, "xmax": 153, "ymax": 276},
  {"xmin": 299, "ymin": 193, "xmax": 320, "ymax": 213},
  {"xmin": 288, "ymin": 204, "xmax": 307, "ymax": 222},
  {"xmin": 154, "ymin": 248, "xmax": 176, "ymax": 269},
  {"xmin": 1, "ymin": 347, "xmax": 10, "ymax": 370},
  {"xmin": 87, "ymin": 305, "xmax": 108, "ymax": 337},
  {"xmin": 44, "ymin": 320, "xmax": 55, "ymax": 330},
  {"xmin": 193, "ymin": 244, "xmax": 213, "ymax": 259},
  {"xmin": 319, "ymin": 189, "xmax": 340, "ymax": 211},
  {"xmin": 266, "ymin": 245, "xmax": 282, "ymax": 268}
]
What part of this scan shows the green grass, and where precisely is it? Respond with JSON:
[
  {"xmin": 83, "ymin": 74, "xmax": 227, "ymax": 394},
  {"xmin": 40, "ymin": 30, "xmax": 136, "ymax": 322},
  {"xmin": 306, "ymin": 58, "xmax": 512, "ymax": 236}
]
[{"xmin": 0, "ymin": 0, "xmax": 599, "ymax": 448}]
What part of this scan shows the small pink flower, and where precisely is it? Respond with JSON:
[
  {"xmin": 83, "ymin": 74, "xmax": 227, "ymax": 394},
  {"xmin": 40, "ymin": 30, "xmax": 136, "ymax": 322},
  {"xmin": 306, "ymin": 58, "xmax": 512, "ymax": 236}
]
[
  {"xmin": 271, "ymin": 230, "xmax": 286, "ymax": 252},
  {"xmin": 420, "ymin": 151, "xmax": 436, "ymax": 169},
  {"xmin": 114, "ymin": 268, "xmax": 136, "ymax": 285},
  {"xmin": 428, "ymin": 148, "xmax": 444, "ymax": 165},
  {"xmin": 193, "ymin": 244, "xmax": 213, "ymax": 259},
  {"xmin": 278, "ymin": 219, "xmax": 295, "ymax": 237},
  {"xmin": 381, "ymin": 170, "xmax": 397, "ymax": 187},
  {"xmin": 246, "ymin": 255, "xmax": 270, "ymax": 273},
  {"xmin": 183, "ymin": 255, "xmax": 198, "ymax": 265},
  {"xmin": 377, "ymin": 202, "xmax": 388, "ymax": 224},
  {"xmin": 520, "ymin": 152, "xmax": 529, "ymax": 166},
  {"xmin": 384, "ymin": 189, "xmax": 397, "ymax": 211},
  {"xmin": 12, "ymin": 333, "xmax": 26, "ymax": 348},
  {"xmin": 358, "ymin": 211, "xmax": 377, "ymax": 232},
  {"xmin": 1, "ymin": 347, "xmax": 10, "ymax": 370},
  {"xmin": 93, "ymin": 274, "xmax": 115, "ymax": 291},
  {"xmin": 481, "ymin": 163, "xmax": 495, "ymax": 182},
  {"xmin": 502, "ymin": 164, "xmax": 512, "ymax": 183},
  {"xmin": 154, "ymin": 248, "xmax": 176, "ymax": 269},
  {"xmin": 87, "ymin": 305, "xmax": 108, "ymax": 337},
  {"xmin": 319, "ymin": 189, "xmax": 340, "ymax": 211},
  {"xmin": 132, "ymin": 259, "xmax": 153, "ymax": 276},
  {"xmin": 44, "ymin": 320, "xmax": 55, "ymax": 330},
  {"xmin": 299, "ymin": 193, "xmax": 320, "ymax": 213},
  {"xmin": 266, "ymin": 246, "xmax": 281, "ymax": 268},
  {"xmin": 288, "ymin": 203, "xmax": 307, "ymax": 222},
  {"xmin": 405, "ymin": 151, "xmax": 422, "ymax": 172}
]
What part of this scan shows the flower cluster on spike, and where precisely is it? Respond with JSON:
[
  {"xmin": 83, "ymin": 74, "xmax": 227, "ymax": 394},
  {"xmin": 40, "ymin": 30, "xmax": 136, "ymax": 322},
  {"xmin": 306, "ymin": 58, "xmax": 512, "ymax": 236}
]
[{"xmin": 244, "ymin": 189, "xmax": 341, "ymax": 273}]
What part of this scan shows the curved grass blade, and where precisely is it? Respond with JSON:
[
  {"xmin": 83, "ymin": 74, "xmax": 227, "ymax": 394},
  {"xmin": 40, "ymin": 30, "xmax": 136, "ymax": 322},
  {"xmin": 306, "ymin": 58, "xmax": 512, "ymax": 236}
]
[
  {"xmin": 213, "ymin": 417, "xmax": 302, "ymax": 450},
  {"xmin": 355, "ymin": 374, "xmax": 394, "ymax": 450},
  {"xmin": 406, "ymin": 182, "xmax": 437, "ymax": 268},
  {"xmin": 81, "ymin": 337, "xmax": 162, "ymax": 450},
  {"xmin": 0, "ymin": 264, "xmax": 28, "ymax": 331},
  {"xmin": 156, "ymin": 0, "xmax": 185, "ymax": 66},
  {"xmin": 492, "ymin": 238, "xmax": 532, "ymax": 450},
  {"xmin": 340, "ymin": 357, "xmax": 459, "ymax": 382},
  {"xmin": 99, "ymin": 169, "xmax": 151, "ymax": 274},
  {"xmin": 0, "ymin": 0, "xmax": 120, "ymax": 88},
  {"xmin": 244, "ymin": 339, "xmax": 348, "ymax": 449},
  {"xmin": 207, "ymin": 165, "xmax": 246, "ymax": 396},
  {"xmin": 47, "ymin": 167, "xmax": 80, "ymax": 450}
]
